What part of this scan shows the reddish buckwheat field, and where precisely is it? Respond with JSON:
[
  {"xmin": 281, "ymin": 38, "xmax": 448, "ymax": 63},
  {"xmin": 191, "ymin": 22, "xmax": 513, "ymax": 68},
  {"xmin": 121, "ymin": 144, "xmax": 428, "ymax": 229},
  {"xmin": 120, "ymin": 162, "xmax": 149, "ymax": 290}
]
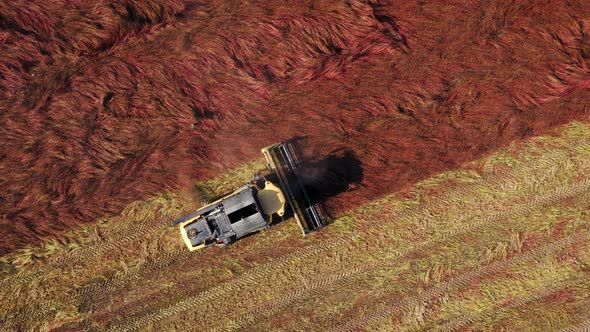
[{"xmin": 1, "ymin": 1, "xmax": 589, "ymax": 331}]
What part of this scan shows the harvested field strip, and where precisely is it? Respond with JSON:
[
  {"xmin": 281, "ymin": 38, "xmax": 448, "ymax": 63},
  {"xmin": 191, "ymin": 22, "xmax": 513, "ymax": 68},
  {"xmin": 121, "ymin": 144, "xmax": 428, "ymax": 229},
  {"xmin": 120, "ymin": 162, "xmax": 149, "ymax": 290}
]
[
  {"xmin": 96, "ymin": 170, "xmax": 532, "ymax": 328},
  {"xmin": 335, "ymin": 231, "xmax": 590, "ymax": 332},
  {"xmin": 461, "ymin": 265, "xmax": 590, "ymax": 331},
  {"xmin": 385, "ymin": 241, "xmax": 590, "ymax": 332},
  {"xmin": 417, "ymin": 243, "xmax": 590, "ymax": 332},
  {"xmin": 105, "ymin": 236, "xmax": 354, "ymax": 331},
  {"xmin": 433, "ymin": 279, "xmax": 588, "ymax": 332},
  {"xmin": 213, "ymin": 190, "xmax": 590, "ymax": 332},
  {"xmin": 107, "ymin": 167, "xmax": 590, "ymax": 330},
  {"xmin": 0, "ymin": 203, "xmax": 189, "ymax": 317},
  {"xmin": 106, "ymin": 124, "xmax": 590, "ymax": 331},
  {"xmin": 0, "ymin": 208, "xmax": 191, "ymax": 330},
  {"xmin": 243, "ymin": 190, "xmax": 590, "ymax": 332},
  {"xmin": 26, "ymin": 248, "xmax": 194, "ymax": 326}
]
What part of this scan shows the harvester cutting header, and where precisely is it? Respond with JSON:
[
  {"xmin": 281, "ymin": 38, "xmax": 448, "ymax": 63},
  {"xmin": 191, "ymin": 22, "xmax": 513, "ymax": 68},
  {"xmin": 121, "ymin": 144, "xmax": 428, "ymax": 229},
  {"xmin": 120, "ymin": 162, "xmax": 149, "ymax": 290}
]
[{"xmin": 171, "ymin": 141, "xmax": 328, "ymax": 251}]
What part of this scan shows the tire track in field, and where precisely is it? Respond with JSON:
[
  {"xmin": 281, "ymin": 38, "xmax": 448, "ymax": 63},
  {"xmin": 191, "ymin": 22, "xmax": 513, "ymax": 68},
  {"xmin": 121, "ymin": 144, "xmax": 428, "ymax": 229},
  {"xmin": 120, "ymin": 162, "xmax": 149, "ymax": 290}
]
[
  {"xmin": 210, "ymin": 182, "xmax": 590, "ymax": 332},
  {"xmin": 101, "ymin": 182, "xmax": 504, "ymax": 329},
  {"xmin": 561, "ymin": 317, "xmax": 590, "ymax": 332},
  {"xmin": 1, "ymin": 209, "xmax": 190, "ymax": 330},
  {"xmin": 29, "ymin": 247, "xmax": 194, "ymax": 324},
  {"xmin": 333, "ymin": 230, "xmax": 590, "ymax": 332},
  {"xmin": 0, "ymin": 208, "xmax": 188, "ymax": 293},
  {"xmin": 105, "ymin": 235, "xmax": 354, "ymax": 332},
  {"xmin": 63, "ymin": 242, "xmax": 244, "ymax": 330},
  {"xmin": 433, "ymin": 277, "xmax": 586, "ymax": 332},
  {"xmin": 105, "ymin": 142, "xmax": 590, "ymax": 332}
]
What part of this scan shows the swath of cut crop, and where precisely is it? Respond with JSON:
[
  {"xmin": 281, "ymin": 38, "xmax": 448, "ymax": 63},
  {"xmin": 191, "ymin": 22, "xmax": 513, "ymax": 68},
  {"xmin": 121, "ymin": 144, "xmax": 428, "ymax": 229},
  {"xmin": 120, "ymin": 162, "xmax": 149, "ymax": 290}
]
[
  {"xmin": 211, "ymin": 188, "xmax": 590, "ymax": 332},
  {"xmin": 433, "ymin": 279, "xmax": 586, "ymax": 332},
  {"xmin": 333, "ymin": 231, "xmax": 590, "ymax": 332}
]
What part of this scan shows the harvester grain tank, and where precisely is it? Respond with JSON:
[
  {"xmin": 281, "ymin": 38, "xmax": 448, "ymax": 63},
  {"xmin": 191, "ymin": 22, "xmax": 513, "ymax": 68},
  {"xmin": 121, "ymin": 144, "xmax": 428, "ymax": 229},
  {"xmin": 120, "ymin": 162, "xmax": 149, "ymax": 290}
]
[{"xmin": 171, "ymin": 141, "xmax": 327, "ymax": 251}]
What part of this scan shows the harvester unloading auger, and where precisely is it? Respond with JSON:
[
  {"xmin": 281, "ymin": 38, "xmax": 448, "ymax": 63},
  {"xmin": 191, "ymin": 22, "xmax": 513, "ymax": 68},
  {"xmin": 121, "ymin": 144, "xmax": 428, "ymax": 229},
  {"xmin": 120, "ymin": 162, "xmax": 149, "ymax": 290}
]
[{"xmin": 171, "ymin": 141, "xmax": 328, "ymax": 251}]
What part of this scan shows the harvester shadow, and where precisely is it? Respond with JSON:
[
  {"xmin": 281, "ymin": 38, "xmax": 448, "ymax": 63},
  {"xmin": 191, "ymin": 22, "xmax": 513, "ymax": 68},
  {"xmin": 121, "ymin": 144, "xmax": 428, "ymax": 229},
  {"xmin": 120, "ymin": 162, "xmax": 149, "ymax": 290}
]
[
  {"xmin": 297, "ymin": 148, "xmax": 364, "ymax": 207},
  {"xmin": 261, "ymin": 145, "xmax": 364, "ymax": 227}
]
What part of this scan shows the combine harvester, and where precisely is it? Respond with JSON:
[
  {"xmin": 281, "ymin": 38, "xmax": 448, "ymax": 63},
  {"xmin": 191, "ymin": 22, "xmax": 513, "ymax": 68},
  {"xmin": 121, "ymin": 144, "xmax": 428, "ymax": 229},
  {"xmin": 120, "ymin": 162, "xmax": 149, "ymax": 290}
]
[{"xmin": 171, "ymin": 141, "xmax": 327, "ymax": 251}]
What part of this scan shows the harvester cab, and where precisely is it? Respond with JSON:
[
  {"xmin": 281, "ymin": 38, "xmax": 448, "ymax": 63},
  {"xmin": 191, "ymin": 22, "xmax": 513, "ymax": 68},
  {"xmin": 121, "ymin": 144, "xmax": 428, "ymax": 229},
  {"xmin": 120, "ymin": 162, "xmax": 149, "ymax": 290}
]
[{"xmin": 171, "ymin": 141, "xmax": 327, "ymax": 251}]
